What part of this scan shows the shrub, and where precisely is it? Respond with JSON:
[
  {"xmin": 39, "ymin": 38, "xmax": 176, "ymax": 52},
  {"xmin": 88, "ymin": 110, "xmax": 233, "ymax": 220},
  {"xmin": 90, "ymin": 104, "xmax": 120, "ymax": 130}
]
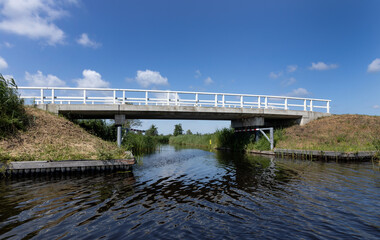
[{"xmin": 0, "ymin": 74, "xmax": 29, "ymax": 138}]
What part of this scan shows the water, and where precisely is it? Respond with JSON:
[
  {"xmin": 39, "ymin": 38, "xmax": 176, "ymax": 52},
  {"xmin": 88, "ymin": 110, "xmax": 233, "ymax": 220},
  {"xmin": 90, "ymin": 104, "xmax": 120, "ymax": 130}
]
[{"xmin": 0, "ymin": 145, "xmax": 379, "ymax": 239}]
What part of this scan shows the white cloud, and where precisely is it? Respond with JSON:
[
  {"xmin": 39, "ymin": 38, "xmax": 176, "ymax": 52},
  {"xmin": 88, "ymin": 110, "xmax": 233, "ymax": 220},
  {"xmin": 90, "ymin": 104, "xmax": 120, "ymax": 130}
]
[
  {"xmin": 309, "ymin": 62, "xmax": 338, "ymax": 71},
  {"xmin": 269, "ymin": 71, "xmax": 283, "ymax": 79},
  {"xmin": 204, "ymin": 77, "xmax": 213, "ymax": 85},
  {"xmin": 25, "ymin": 70, "xmax": 66, "ymax": 87},
  {"xmin": 287, "ymin": 65, "xmax": 298, "ymax": 73},
  {"xmin": 195, "ymin": 70, "xmax": 201, "ymax": 78},
  {"xmin": 135, "ymin": 69, "xmax": 168, "ymax": 88},
  {"xmin": 0, "ymin": 0, "xmax": 76, "ymax": 45},
  {"xmin": 287, "ymin": 88, "xmax": 311, "ymax": 97},
  {"xmin": 0, "ymin": 56, "xmax": 8, "ymax": 69},
  {"xmin": 75, "ymin": 69, "xmax": 110, "ymax": 88},
  {"xmin": 3, "ymin": 42, "xmax": 13, "ymax": 48},
  {"xmin": 3, "ymin": 74, "xmax": 13, "ymax": 80},
  {"xmin": 282, "ymin": 77, "xmax": 296, "ymax": 87},
  {"xmin": 373, "ymin": 105, "xmax": 380, "ymax": 109},
  {"xmin": 77, "ymin": 33, "xmax": 101, "ymax": 48},
  {"xmin": 367, "ymin": 58, "xmax": 380, "ymax": 73}
]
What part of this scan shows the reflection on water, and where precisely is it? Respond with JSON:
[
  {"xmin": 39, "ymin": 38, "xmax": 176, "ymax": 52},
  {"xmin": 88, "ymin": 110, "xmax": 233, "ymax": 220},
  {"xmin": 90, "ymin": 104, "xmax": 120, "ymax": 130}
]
[{"xmin": 0, "ymin": 145, "xmax": 379, "ymax": 239}]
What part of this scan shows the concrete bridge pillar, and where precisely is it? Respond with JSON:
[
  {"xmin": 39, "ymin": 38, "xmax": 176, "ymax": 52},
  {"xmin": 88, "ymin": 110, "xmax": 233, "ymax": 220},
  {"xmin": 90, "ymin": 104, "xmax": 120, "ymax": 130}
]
[
  {"xmin": 115, "ymin": 115, "xmax": 126, "ymax": 147},
  {"xmin": 231, "ymin": 117, "xmax": 264, "ymax": 128}
]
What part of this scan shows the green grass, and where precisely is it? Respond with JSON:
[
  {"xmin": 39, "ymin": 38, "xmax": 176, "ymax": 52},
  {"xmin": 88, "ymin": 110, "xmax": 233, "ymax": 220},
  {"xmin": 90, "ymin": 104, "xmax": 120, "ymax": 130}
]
[{"xmin": 169, "ymin": 128, "xmax": 281, "ymax": 152}]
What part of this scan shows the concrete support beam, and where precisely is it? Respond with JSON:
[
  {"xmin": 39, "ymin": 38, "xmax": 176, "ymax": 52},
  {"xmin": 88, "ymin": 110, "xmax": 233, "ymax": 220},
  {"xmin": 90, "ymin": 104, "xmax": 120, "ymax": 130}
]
[
  {"xmin": 231, "ymin": 117, "xmax": 264, "ymax": 128},
  {"xmin": 115, "ymin": 115, "xmax": 126, "ymax": 147},
  {"xmin": 117, "ymin": 126, "xmax": 122, "ymax": 147}
]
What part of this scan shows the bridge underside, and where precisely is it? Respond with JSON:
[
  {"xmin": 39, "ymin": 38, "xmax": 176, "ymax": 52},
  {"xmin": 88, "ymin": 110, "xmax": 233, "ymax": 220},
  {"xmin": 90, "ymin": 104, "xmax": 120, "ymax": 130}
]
[{"xmin": 37, "ymin": 104, "xmax": 330, "ymax": 127}]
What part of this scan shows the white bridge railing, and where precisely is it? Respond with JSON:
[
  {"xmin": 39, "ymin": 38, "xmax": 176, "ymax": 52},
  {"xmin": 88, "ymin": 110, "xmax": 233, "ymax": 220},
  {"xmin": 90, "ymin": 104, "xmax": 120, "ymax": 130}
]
[{"xmin": 18, "ymin": 87, "xmax": 331, "ymax": 113}]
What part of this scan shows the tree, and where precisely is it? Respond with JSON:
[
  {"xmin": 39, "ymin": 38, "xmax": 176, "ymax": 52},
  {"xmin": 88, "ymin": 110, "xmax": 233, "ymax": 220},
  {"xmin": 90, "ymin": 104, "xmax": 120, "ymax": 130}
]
[
  {"xmin": 173, "ymin": 124, "xmax": 183, "ymax": 136},
  {"xmin": 186, "ymin": 129, "xmax": 193, "ymax": 135},
  {"xmin": 146, "ymin": 124, "xmax": 158, "ymax": 136}
]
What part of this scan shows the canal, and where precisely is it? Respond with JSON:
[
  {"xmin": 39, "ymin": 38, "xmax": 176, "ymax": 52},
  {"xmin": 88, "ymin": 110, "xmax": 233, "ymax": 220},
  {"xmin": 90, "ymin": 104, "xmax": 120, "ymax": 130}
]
[{"xmin": 0, "ymin": 145, "xmax": 379, "ymax": 239}]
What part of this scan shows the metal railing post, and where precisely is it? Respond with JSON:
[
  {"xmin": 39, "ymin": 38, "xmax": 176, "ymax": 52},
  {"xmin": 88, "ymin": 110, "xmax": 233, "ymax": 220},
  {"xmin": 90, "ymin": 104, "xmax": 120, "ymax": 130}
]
[
  {"xmin": 258, "ymin": 96, "xmax": 261, "ymax": 108},
  {"xmin": 265, "ymin": 97, "xmax": 268, "ymax": 109},
  {"xmin": 284, "ymin": 98, "xmax": 288, "ymax": 110},
  {"xmin": 304, "ymin": 99, "xmax": 307, "ymax": 111},
  {"xmin": 175, "ymin": 92, "xmax": 178, "ymax": 106},
  {"xmin": 83, "ymin": 89, "xmax": 86, "ymax": 104},
  {"xmin": 145, "ymin": 91, "xmax": 148, "ymax": 105},
  {"xmin": 222, "ymin": 95, "xmax": 225, "ymax": 107},
  {"xmin": 167, "ymin": 92, "xmax": 170, "ymax": 105},
  {"xmin": 40, "ymin": 88, "xmax": 44, "ymax": 104},
  {"xmin": 215, "ymin": 94, "xmax": 218, "ymax": 107},
  {"xmin": 195, "ymin": 93, "xmax": 198, "ymax": 106},
  {"xmin": 122, "ymin": 91, "xmax": 125, "ymax": 104},
  {"xmin": 310, "ymin": 100, "xmax": 313, "ymax": 111},
  {"xmin": 240, "ymin": 96, "xmax": 243, "ymax": 108},
  {"xmin": 51, "ymin": 88, "xmax": 54, "ymax": 104},
  {"xmin": 327, "ymin": 101, "xmax": 330, "ymax": 113},
  {"xmin": 113, "ymin": 90, "xmax": 116, "ymax": 104}
]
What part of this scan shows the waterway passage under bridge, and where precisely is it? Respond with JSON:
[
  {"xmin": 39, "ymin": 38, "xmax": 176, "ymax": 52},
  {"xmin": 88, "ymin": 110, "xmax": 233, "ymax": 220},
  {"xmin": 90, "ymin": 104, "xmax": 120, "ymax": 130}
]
[{"xmin": 0, "ymin": 145, "xmax": 379, "ymax": 239}]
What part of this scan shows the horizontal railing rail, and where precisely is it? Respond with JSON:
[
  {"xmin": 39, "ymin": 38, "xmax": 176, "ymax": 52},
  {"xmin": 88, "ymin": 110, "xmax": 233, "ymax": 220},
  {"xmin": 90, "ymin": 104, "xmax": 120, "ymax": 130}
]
[{"xmin": 17, "ymin": 87, "xmax": 331, "ymax": 113}]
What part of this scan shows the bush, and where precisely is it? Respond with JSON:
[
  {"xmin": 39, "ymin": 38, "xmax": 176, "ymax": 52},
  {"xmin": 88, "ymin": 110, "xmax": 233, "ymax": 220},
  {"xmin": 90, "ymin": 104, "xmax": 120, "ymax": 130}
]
[
  {"xmin": 0, "ymin": 74, "xmax": 29, "ymax": 138},
  {"xmin": 122, "ymin": 132, "xmax": 157, "ymax": 155},
  {"xmin": 73, "ymin": 119, "xmax": 116, "ymax": 141}
]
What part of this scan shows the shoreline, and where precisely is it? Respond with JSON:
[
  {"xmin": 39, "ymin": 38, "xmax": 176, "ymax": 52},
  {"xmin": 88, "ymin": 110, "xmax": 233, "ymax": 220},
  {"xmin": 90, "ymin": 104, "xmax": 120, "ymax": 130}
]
[{"xmin": 0, "ymin": 158, "xmax": 136, "ymax": 177}]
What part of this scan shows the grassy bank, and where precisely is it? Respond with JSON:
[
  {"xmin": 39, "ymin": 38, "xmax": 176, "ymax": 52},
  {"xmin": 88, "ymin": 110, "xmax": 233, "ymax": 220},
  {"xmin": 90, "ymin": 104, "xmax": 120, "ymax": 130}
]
[
  {"xmin": 169, "ymin": 115, "xmax": 380, "ymax": 157},
  {"xmin": 276, "ymin": 115, "xmax": 380, "ymax": 152},
  {"xmin": 0, "ymin": 107, "xmax": 129, "ymax": 163}
]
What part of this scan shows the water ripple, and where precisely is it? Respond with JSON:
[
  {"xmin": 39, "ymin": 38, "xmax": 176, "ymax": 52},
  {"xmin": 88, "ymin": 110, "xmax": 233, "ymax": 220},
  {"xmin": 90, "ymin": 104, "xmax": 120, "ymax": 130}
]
[{"xmin": 0, "ymin": 146, "xmax": 379, "ymax": 239}]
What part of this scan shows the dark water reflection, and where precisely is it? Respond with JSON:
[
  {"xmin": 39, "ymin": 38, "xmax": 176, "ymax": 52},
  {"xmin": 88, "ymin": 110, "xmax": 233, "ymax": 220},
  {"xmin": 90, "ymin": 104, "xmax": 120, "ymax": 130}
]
[{"xmin": 0, "ymin": 145, "xmax": 379, "ymax": 239}]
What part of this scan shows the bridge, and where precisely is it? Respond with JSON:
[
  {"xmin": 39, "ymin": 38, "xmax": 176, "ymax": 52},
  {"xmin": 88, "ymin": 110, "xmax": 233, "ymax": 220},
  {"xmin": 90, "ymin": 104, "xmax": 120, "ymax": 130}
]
[{"xmin": 19, "ymin": 87, "xmax": 331, "ymax": 146}]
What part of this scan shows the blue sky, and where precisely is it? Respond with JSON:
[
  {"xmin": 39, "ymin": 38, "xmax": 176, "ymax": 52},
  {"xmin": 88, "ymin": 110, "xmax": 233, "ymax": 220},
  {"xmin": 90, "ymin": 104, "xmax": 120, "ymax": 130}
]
[{"xmin": 0, "ymin": 0, "xmax": 379, "ymax": 134}]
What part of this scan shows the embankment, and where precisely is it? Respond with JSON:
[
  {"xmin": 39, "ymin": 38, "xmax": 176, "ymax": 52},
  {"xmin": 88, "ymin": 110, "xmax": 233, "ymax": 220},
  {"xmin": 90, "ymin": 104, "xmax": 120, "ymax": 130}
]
[
  {"xmin": 0, "ymin": 107, "xmax": 129, "ymax": 162},
  {"xmin": 169, "ymin": 115, "xmax": 380, "ymax": 160}
]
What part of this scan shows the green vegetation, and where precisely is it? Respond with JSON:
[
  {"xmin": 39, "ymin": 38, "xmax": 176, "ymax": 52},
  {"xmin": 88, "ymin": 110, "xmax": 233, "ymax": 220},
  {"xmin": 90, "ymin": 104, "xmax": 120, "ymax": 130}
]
[
  {"xmin": 145, "ymin": 124, "xmax": 158, "ymax": 136},
  {"xmin": 73, "ymin": 119, "xmax": 116, "ymax": 141},
  {"xmin": 169, "ymin": 128, "xmax": 282, "ymax": 151},
  {"xmin": 0, "ymin": 74, "xmax": 29, "ymax": 138},
  {"xmin": 276, "ymin": 115, "xmax": 380, "ymax": 152},
  {"xmin": 173, "ymin": 123, "xmax": 183, "ymax": 136}
]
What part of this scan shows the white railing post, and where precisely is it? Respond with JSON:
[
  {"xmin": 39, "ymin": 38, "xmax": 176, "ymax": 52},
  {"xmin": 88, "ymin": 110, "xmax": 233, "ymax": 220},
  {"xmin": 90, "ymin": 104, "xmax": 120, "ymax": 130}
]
[
  {"xmin": 310, "ymin": 100, "xmax": 313, "ymax": 111},
  {"xmin": 284, "ymin": 98, "xmax": 288, "ymax": 110},
  {"xmin": 195, "ymin": 93, "xmax": 198, "ymax": 106},
  {"xmin": 327, "ymin": 101, "xmax": 330, "ymax": 113},
  {"xmin": 113, "ymin": 90, "xmax": 116, "ymax": 104},
  {"xmin": 304, "ymin": 99, "xmax": 307, "ymax": 111},
  {"xmin": 240, "ymin": 96, "xmax": 243, "ymax": 108},
  {"xmin": 258, "ymin": 96, "xmax": 261, "ymax": 108},
  {"xmin": 40, "ymin": 88, "xmax": 44, "ymax": 104},
  {"xmin": 83, "ymin": 89, "xmax": 86, "ymax": 104},
  {"xmin": 167, "ymin": 92, "xmax": 170, "ymax": 105},
  {"xmin": 145, "ymin": 91, "xmax": 148, "ymax": 105},
  {"xmin": 265, "ymin": 97, "xmax": 268, "ymax": 109},
  {"xmin": 51, "ymin": 88, "xmax": 55, "ymax": 104},
  {"xmin": 175, "ymin": 92, "xmax": 178, "ymax": 106},
  {"xmin": 214, "ymin": 94, "xmax": 217, "ymax": 107},
  {"xmin": 122, "ymin": 91, "xmax": 125, "ymax": 104},
  {"xmin": 222, "ymin": 95, "xmax": 225, "ymax": 107}
]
